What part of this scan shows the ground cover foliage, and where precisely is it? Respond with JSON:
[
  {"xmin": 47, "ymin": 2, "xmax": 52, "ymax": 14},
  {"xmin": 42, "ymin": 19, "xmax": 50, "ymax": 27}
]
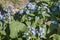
[{"xmin": 0, "ymin": 0, "xmax": 60, "ymax": 40}]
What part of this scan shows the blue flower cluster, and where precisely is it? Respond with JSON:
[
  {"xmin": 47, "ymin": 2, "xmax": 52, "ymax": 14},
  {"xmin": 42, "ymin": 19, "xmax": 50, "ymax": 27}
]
[
  {"xmin": 0, "ymin": 12, "xmax": 4, "ymax": 20},
  {"xmin": 0, "ymin": 7, "xmax": 11, "ymax": 31},
  {"xmin": 0, "ymin": 1, "xmax": 59, "ymax": 40},
  {"xmin": 25, "ymin": 25, "xmax": 45, "ymax": 38}
]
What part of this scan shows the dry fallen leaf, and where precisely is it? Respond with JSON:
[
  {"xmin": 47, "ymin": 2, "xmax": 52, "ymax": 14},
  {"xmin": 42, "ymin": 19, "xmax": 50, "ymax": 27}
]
[{"xmin": 47, "ymin": 21, "xmax": 52, "ymax": 26}]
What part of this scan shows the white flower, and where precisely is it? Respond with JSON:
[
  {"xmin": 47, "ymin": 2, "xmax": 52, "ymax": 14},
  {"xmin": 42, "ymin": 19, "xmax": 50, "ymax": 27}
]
[
  {"xmin": 42, "ymin": 11, "xmax": 46, "ymax": 15},
  {"xmin": 52, "ymin": 21, "xmax": 57, "ymax": 24},
  {"xmin": 19, "ymin": 10, "xmax": 24, "ymax": 15}
]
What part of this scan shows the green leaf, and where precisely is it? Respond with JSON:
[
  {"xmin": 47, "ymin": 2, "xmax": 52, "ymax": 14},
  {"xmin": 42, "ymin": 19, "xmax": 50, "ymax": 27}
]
[
  {"xmin": 10, "ymin": 20, "xmax": 26, "ymax": 38},
  {"xmin": 53, "ymin": 34, "xmax": 60, "ymax": 40},
  {"xmin": 44, "ymin": 13, "xmax": 50, "ymax": 17},
  {"xmin": 18, "ymin": 38, "xmax": 22, "ymax": 40},
  {"xmin": 0, "ymin": 30, "xmax": 6, "ymax": 35},
  {"xmin": 49, "ymin": 24, "xmax": 58, "ymax": 32}
]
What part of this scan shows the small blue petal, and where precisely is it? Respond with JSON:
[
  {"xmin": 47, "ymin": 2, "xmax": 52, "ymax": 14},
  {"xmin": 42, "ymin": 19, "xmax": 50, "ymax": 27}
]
[
  {"xmin": 52, "ymin": 7, "xmax": 57, "ymax": 11},
  {"xmin": 26, "ymin": 10, "xmax": 30, "ymax": 14},
  {"xmin": 42, "ymin": 11, "xmax": 46, "ymax": 15},
  {"xmin": 28, "ymin": 17, "xmax": 32, "ymax": 21},
  {"xmin": 35, "ymin": 16, "xmax": 39, "ymax": 19},
  {"xmin": 19, "ymin": 10, "xmax": 24, "ymax": 15}
]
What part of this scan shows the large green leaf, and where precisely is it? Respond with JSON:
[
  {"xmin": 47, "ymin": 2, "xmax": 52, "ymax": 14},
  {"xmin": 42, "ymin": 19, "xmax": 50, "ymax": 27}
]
[{"xmin": 10, "ymin": 20, "xmax": 26, "ymax": 38}]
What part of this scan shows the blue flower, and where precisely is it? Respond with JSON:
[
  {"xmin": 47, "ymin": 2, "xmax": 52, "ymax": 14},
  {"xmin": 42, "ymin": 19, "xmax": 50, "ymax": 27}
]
[
  {"xmin": 39, "ymin": 27, "xmax": 44, "ymax": 33},
  {"xmin": 35, "ymin": 16, "xmax": 39, "ymax": 19},
  {"xmin": 2, "ymin": 17, "xmax": 5, "ymax": 20},
  {"xmin": 38, "ymin": 6, "xmax": 41, "ymax": 10},
  {"xmin": 27, "ymin": 25, "xmax": 31, "ymax": 31},
  {"xmin": 24, "ymin": 32, "xmax": 29, "ymax": 35},
  {"xmin": 31, "ymin": 4, "xmax": 36, "ymax": 10},
  {"xmin": 19, "ymin": 10, "xmax": 24, "ymax": 15},
  {"xmin": 8, "ymin": 4, "xmax": 14, "ymax": 8},
  {"xmin": 8, "ymin": 16, "xmax": 11, "ymax": 24},
  {"xmin": 3, "ymin": 26, "xmax": 6, "ymax": 30},
  {"xmin": 7, "ymin": 9, "xmax": 11, "ymax": 14},
  {"xmin": 40, "ymin": 33, "xmax": 45, "ymax": 38},
  {"xmin": 31, "ymin": 27, "xmax": 35, "ymax": 31},
  {"xmin": 42, "ymin": 11, "xmax": 46, "ymax": 15},
  {"xmin": 26, "ymin": 10, "xmax": 30, "ymax": 14},
  {"xmin": 31, "ymin": 30, "xmax": 36, "ymax": 35},
  {"xmin": 35, "ymin": 29, "xmax": 38, "ymax": 33},
  {"xmin": 3, "ymin": 8, "xmax": 11, "ymax": 14},
  {"xmin": 43, "ymin": 6, "xmax": 47, "ymax": 9},
  {"xmin": 52, "ymin": 21, "xmax": 57, "ymax": 24},
  {"xmin": 59, "ymin": 4, "xmax": 60, "ymax": 9},
  {"xmin": 28, "ymin": 17, "xmax": 32, "ymax": 21},
  {"xmin": 26, "ymin": 3, "xmax": 32, "ymax": 9},
  {"xmin": 27, "ymin": 37, "xmax": 31, "ymax": 40},
  {"xmin": 38, "ymin": 32, "xmax": 40, "ymax": 36},
  {"xmin": 8, "ymin": 16, "xmax": 11, "ymax": 20},
  {"xmin": 0, "ymin": 13, "xmax": 3, "ymax": 20},
  {"xmin": 0, "ymin": 21, "xmax": 2, "ymax": 26},
  {"xmin": 3, "ymin": 8, "xmax": 8, "ymax": 12},
  {"xmin": 47, "ymin": 8, "xmax": 50, "ymax": 13},
  {"xmin": 31, "ymin": 27, "xmax": 36, "ymax": 35},
  {"xmin": 39, "ymin": 27, "xmax": 45, "ymax": 38},
  {"xmin": 0, "ymin": 11, "xmax": 1, "ymax": 14},
  {"xmin": 55, "ymin": 3, "xmax": 59, "ymax": 7},
  {"xmin": 52, "ymin": 7, "xmax": 57, "ymax": 11},
  {"xmin": 26, "ymin": 3, "xmax": 36, "ymax": 10}
]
